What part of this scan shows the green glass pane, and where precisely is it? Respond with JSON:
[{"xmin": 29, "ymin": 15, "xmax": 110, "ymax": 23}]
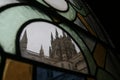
[
  {"xmin": 59, "ymin": 24, "xmax": 96, "ymax": 75},
  {"xmin": 97, "ymin": 69, "xmax": 115, "ymax": 80},
  {"xmin": 105, "ymin": 50, "xmax": 120, "ymax": 80},
  {"xmin": 74, "ymin": 17, "xmax": 88, "ymax": 31},
  {"xmin": 79, "ymin": 34, "xmax": 96, "ymax": 52},
  {"xmin": 0, "ymin": 5, "xmax": 51, "ymax": 54},
  {"xmin": 37, "ymin": 0, "xmax": 49, "ymax": 7},
  {"xmin": 68, "ymin": 0, "xmax": 89, "ymax": 16},
  {"xmin": 0, "ymin": 56, "xmax": 1, "ymax": 63},
  {"xmin": 0, "ymin": 0, "xmax": 20, "ymax": 7}
]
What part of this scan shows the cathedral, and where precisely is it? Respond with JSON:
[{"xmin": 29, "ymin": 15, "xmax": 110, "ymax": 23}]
[{"xmin": 20, "ymin": 29, "xmax": 88, "ymax": 73}]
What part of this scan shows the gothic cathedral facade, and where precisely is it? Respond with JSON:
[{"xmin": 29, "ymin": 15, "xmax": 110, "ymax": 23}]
[{"xmin": 20, "ymin": 30, "xmax": 88, "ymax": 73}]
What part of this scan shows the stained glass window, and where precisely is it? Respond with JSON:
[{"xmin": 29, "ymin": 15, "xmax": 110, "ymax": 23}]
[{"xmin": 0, "ymin": 0, "xmax": 119, "ymax": 80}]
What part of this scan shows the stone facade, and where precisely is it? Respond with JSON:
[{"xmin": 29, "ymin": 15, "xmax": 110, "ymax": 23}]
[{"xmin": 20, "ymin": 30, "xmax": 88, "ymax": 73}]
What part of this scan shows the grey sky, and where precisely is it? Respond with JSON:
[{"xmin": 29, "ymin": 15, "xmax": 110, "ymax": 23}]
[{"xmin": 21, "ymin": 22, "xmax": 80, "ymax": 56}]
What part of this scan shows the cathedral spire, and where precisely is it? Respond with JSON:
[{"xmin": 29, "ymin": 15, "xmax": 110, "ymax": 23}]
[
  {"xmin": 20, "ymin": 30, "xmax": 28, "ymax": 50},
  {"xmin": 55, "ymin": 29, "xmax": 59, "ymax": 38},
  {"xmin": 39, "ymin": 45, "xmax": 44, "ymax": 57},
  {"xmin": 49, "ymin": 46, "xmax": 52, "ymax": 57},
  {"xmin": 51, "ymin": 32, "xmax": 53, "ymax": 42},
  {"xmin": 21, "ymin": 30, "xmax": 28, "ymax": 43},
  {"xmin": 67, "ymin": 35, "xmax": 71, "ymax": 41},
  {"xmin": 62, "ymin": 31, "xmax": 66, "ymax": 37}
]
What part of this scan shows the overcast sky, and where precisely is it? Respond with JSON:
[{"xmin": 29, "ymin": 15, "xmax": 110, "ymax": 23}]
[{"xmin": 21, "ymin": 22, "xmax": 80, "ymax": 56}]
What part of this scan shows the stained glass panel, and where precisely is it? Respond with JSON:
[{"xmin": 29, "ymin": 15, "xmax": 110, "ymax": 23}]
[{"xmin": 0, "ymin": 0, "xmax": 119, "ymax": 80}]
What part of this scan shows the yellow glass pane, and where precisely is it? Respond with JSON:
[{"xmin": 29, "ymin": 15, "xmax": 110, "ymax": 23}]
[
  {"xmin": 2, "ymin": 59, "xmax": 32, "ymax": 80},
  {"xmin": 77, "ymin": 13, "xmax": 96, "ymax": 36},
  {"xmin": 93, "ymin": 43, "xmax": 106, "ymax": 67},
  {"xmin": 87, "ymin": 77, "xmax": 95, "ymax": 80}
]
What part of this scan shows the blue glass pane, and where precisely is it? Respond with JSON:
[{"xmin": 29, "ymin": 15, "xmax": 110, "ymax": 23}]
[{"xmin": 37, "ymin": 67, "xmax": 85, "ymax": 80}]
